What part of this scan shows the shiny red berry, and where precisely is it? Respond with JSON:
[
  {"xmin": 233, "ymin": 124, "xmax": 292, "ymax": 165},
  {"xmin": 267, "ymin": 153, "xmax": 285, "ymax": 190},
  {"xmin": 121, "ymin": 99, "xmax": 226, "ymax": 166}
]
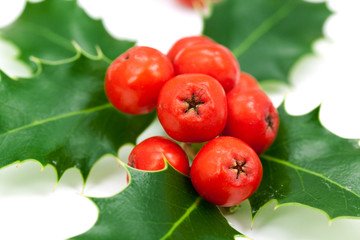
[
  {"xmin": 157, "ymin": 73, "xmax": 227, "ymax": 143},
  {"xmin": 236, "ymin": 72, "xmax": 260, "ymax": 90},
  {"xmin": 177, "ymin": 0, "xmax": 204, "ymax": 8},
  {"xmin": 105, "ymin": 46, "xmax": 174, "ymax": 115},
  {"xmin": 223, "ymin": 87, "xmax": 279, "ymax": 154},
  {"xmin": 177, "ymin": 0, "xmax": 219, "ymax": 8},
  {"xmin": 173, "ymin": 43, "xmax": 240, "ymax": 92},
  {"xmin": 167, "ymin": 35, "xmax": 214, "ymax": 63},
  {"xmin": 190, "ymin": 136, "xmax": 263, "ymax": 207},
  {"xmin": 128, "ymin": 136, "xmax": 189, "ymax": 175}
]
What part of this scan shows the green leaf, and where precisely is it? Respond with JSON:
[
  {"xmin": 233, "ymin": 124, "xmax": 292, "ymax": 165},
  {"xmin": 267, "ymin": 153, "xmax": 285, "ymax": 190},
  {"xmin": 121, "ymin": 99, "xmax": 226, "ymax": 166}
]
[
  {"xmin": 249, "ymin": 105, "xmax": 360, "ymax": 219},
  {"xmin": 0, "ymin": 55, "xmax": 155, "ymax": 179},
  {"xmin": 73, "ymin": 164, "xmax": 241, "ymax": 240},
  {"xmin": 0, "ymin": 0, "xmax": 134, "ymax": 68},
  {"xmin": 203, "ymin": 0, "xmax": 331, "ymax": 83}
]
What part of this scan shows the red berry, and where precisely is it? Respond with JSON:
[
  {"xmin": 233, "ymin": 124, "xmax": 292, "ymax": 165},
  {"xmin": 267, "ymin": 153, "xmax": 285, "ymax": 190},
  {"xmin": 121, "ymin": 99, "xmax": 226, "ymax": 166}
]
[
  {"xmin": 157, "ymin": 73, "xmax": 227, "ymax": 143},
  {"xmin": 223, "ymin": 87, "xmax": 279, "ymax": 154},
  {"xmin": 173, "ymin": 43, "xmax": 240, "ymax": 92},
  {"xmin": 190, "ymin": 136, "xmax": 263, "ymax": 207},
  {"xmin": 236, "ymin": 72, "xmax": 260, "ymax": 90},
  {"xmin": 177, "ymin": 0, "xmax": 205, "ymax": 8},
  {"xmin": 167, "ymin": 35, "xmax": 214, "ymax": 63},
  {"xmin": 105, "ymin": 46, "xmax": 174, "ymax": 115},
  {"xmin": 177, "ymin": 0, "xmax": 219, "ymax": 8},
  {"xmin": 128, "ymin": 136, "xmax": 189, "ymax": 175}
]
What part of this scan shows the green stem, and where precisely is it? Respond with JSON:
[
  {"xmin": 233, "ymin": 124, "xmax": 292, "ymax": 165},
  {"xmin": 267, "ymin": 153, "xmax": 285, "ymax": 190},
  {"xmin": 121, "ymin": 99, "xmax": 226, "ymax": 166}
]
[{"xmin": 181, "ymin": 142, "xmax": 197, "ymax": 160}]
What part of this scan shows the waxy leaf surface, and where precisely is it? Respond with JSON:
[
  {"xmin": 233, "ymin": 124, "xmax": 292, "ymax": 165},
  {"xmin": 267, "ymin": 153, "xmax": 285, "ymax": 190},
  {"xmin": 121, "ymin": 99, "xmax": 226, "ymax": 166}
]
[
  {"xmin": 74, "ymin": 165, "xmax": 241, "ymax": 240},
  {"xmin": 0, "ymin": 55, "xmax": 154, "ymax": 178},
  {"xmin": 203, "ymin": 0, "xmax": 331, "ymax": 83},
  {"xmin": 251, "ymin": 105, "xmax": 360, "ymax": 219}
]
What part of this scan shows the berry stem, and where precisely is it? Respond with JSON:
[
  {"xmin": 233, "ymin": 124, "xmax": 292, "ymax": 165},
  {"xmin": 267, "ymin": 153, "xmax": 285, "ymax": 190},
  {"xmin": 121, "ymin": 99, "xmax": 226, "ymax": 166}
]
[
  {"xmin": 219, "ymin": 204, "xmax": 241, "ymax": 215},
  {"xmin": 181, "ymin": 142, "xmax": 197, "ymax": 160}
]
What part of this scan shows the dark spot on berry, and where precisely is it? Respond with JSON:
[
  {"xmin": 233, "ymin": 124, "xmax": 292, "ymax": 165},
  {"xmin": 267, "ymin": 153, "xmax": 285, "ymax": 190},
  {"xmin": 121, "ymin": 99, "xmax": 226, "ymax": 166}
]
[
  {"xmin": 265, "ymin": 113, "xmax": 274, "ymax": 129},
  {"xmin": 128, "ymin": 160, "xmax": 135, "ymax": 168},
  {"xmin": 124, "ymin": 54, "xmax": 130, "ymax": 60}
]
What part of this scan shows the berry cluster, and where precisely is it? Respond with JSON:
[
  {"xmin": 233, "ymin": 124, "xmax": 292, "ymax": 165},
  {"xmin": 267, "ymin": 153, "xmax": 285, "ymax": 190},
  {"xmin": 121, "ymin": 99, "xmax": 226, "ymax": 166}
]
[{"xmin": 105, "ymin": 36, "xmax": 279, "ymax": 207}]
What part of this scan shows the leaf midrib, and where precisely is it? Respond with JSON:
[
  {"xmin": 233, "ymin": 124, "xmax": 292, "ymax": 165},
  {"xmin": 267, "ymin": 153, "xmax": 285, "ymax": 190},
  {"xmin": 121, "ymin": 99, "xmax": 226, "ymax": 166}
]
[
  {"xmin": 232, "ymin": 0, "xmax": 299, "ymax": 57},
  {"xmin": 261, "ymin": 154, "xmax": 360, "ymax": 199},
  {"xmin": 21, "ymin": 21, "xmax": 75, "ymax": 52},
  {"xmin": 0, "ymin": 103, "xmax": 112, "ymax": 137},
  {"xmin": 159, "ymin": 197, "xmax": 202, "ymax": 240}
]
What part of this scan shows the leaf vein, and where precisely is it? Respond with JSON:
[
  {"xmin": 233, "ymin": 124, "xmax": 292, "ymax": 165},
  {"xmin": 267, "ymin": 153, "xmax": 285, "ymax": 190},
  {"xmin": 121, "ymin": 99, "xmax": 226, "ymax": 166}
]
[
  {"xmin": 261, "ymin": 154, "xmax": 360, "ymax": 199},
  {"xmin": 232, "ymin": 1, "xmax": 299, "ymax": 57},
  {"xmin": 0, "ymin": 103, "xmax": 112, "ymax": 137},
  {"xmin": 159, "ymin": 197, "xmax": 202, "ymax": 240},
  {"xmin": 22, "ymin": 22, "xmax": 75, "ymax": 52},
  {"xmin": 295, "ymin": 169, "xmax": 305, "ymax": 192}
]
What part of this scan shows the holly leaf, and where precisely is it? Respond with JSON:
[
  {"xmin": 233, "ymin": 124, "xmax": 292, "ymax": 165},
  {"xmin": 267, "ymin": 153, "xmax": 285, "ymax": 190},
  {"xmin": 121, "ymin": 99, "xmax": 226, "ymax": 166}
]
[
  {"xmin": 249, "ymin": 105, "xmax": 360, "ymax": 219},
  {"xmin": 73, "ymin": 163, "xmax": 241, "ymax": 240},
  {"xmin": 0, "ymin": 55, "xmax": 155, "ymax": 179},
  {"xmin": 0, "ymin": 0, "xmax": 133, "ymax": 68},
  {"xmin": 203, "ymin": 0, "xmax": 331, "ymax": 83}
]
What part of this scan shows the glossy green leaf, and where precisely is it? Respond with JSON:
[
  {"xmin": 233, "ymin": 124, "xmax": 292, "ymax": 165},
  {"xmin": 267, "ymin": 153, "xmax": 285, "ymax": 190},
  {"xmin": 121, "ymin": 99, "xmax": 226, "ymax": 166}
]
[
  {"xmin": 249, "ymin": 105, "xmax": 360, "ymax": 219},
  {"xmin": 0, "ymin": 0, "xmax": 134, "ymax": 68},
  {"xmin": 203, "ymin": 0, "xmax": 331, "ymax": 83},
  {"xmin": 0, "ymin": 55, "xmax": 155, "ymax": 179},
  {"xmin": 73, "ymin": 164, "xmax": 241, "ymax": 240}
]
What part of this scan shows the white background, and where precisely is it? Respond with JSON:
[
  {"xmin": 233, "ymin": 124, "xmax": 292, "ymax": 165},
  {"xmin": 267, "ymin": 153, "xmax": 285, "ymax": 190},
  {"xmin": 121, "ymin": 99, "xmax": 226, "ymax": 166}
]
[{"xmin": 0, "ymin": 0, "xmax": 360, "ymax": 239}]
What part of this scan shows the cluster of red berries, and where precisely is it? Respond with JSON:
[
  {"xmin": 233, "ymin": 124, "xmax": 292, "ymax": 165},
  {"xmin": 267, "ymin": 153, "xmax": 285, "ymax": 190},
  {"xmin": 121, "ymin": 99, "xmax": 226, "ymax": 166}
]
[{"xmin": 105, "ymin": 36, "xmax": 279, "ymax": 207}]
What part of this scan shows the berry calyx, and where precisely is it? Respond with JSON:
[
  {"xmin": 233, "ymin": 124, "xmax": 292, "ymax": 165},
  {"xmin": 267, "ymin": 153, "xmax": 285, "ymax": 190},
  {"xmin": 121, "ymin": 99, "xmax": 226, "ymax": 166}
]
[
  {"xmin": 229, "ymin": 158, "xmax": 247, "ymax": 179},
  {"xmin": 183, "ymin": 91, "xmax": 205, "ymax": 114}
]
